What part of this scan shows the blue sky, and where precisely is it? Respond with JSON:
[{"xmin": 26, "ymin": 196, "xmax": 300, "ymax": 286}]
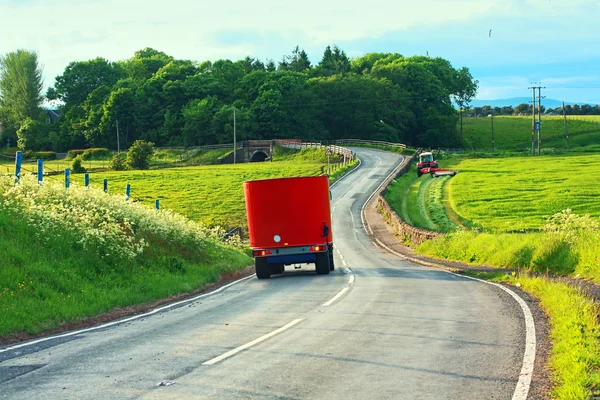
[{"xmin": 1, "ymin": 0, "xmax": 599, "ymax": 104}]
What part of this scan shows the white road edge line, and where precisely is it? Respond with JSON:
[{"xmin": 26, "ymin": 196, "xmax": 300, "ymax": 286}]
[
  {"xmin": 0, "ymin": 275, "xmax": 256, "ymax": 354},
  {"xmin": 322, "ymin": 287, "xmax": 350, "ymax": 307},
  {"xmin": 203, "ymin": 318, "xmax": 305, "ymax": 366},
  {"xmin": 371, "ymin": 238, "xmax": 535, "ymax": 400}
]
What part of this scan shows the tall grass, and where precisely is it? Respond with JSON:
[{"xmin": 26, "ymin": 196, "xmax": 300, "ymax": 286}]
[
  {"xmin": 483, "ymin": 274, "xmax": 600, "ymax": 399},
  {"xmin": 0, "ymin": 176, "xmax": 251, "ymax": 337}
]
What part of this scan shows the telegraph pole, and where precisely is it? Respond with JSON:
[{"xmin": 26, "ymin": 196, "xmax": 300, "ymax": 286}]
[
  {"xmin": 537, "ymin": 86, "xmax": 545, "ymax": 156},
  {"xmin": 116, "ymin": 119, "xmax": 120, "ymax": 153},
  {"xmin": 491, "ymin": 111, "xmax": 495, "ymax": 151},
  {"xmin": 563, "ymin": 101, "xmax": 569, "ymax": 150},
  {"xmin": 530, "ymin": 86, "xmax": 536, "ymax": 156},
  {"xmin": 233, "ymin": 108, "xmax": 237, "ymax": 164}
]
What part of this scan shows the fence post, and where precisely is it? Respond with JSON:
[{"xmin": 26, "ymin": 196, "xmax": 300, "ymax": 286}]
[
  {"xmin": 155, "ymin": 199, "xmax": 160, "ymax": 210},
  {"xmin": 15, "ymin": 151, "xmax": 23, "ymax": 182},
  {"xmin": 37, "ymin": 159, "xmax": 43, "ymax": 184},
  {"xmin": 103, "ymin": 179, "xmax": 108, "ymax": 193},
  {"xmin": 65, "ymin": 168, "xmax": 71, "ymax": 188},
  {"xmin": 84, "ymin": 173, "xmax": 90, "ymax": 188},
  {"xmin": 126, "ymin": 184, "xmax": 131, "ymax": 200}
]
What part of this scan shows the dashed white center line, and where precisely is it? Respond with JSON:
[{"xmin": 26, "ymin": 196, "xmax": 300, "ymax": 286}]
[
  {"xmin": 203, "ymin": 319, "xmax": 305, "ymax": 366},
  {"xmin": 349, "ymin": 275, "xmax": 355, "ymax": 284},
  {"xmin": 322, "ymin": 288, "xmax": 349, "ymax": 307}
]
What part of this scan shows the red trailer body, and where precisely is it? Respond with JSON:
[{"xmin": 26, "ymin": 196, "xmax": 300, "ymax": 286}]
[{"xmin": 244, "ymin": 175, "xmax": 334, "ymax": 278}]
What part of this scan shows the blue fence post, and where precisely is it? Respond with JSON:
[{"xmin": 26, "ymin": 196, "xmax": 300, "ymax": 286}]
[
  {"xmin": 84, "ymin": 173, "xmax": 90, "ymax": 188},
  {"xmin": 155, "ymin": 199, "xmax": 160, "ymax": 210},
  {"xmin": 37, "ymin": 159, "xmax": 43, "ymax": 184},
  {"xmin": 103, "ymin": 179, "xmax": 108, "ymax": 193},
  {"xmin": 14, "ymin": 151, "xmax": 23, "ymax": 182},
  {"xmin": 65, "ymin": 168, "xmax": 71, "ymax": 188},
  {"xmin": 125, "ymin": 184, "xmax": 131, "ymax": 200}
]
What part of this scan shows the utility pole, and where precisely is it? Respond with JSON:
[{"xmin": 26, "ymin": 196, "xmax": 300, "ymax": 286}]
[
  {"xmin": 537, "ymin": 86, "xmax": 545, "ymax": 156},
  {"xmin": 460, "ymin": 108, "xmax": 463, "ymax": 137},
  {"xmin": 529, "ymin": 86, "xmax": 536, "ymax": 156},
  {"xmin": 233, "ymin": 107, "xmax": 237, "ymax": 164},
  {"xmin": 116, "ymin": 119, "xmax": 120, "ymax": 153},
  {"xmin": 491, "ymin": 111, "xmax": 495, "ymax": 152},
  {"xmin": 563, "ymin": 101, "xmax": 569, "ymax": 150}
]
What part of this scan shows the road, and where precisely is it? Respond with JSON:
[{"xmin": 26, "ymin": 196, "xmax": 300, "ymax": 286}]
[{"xmin": 0, "ymin": 148, "xmax": 528, "ymax": 399}]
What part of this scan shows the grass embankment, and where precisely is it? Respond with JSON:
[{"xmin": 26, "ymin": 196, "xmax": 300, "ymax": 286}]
[
  {"xmin": 39, "ymin": 147, "xmax": 355, "ymax": 229},
  {"xmin": 460, "ymin": 115, "xmax": 600, "ymax": 152},
  {"xmin": 0, "ymin": 176, "xmax": 251, "ymax": 338},
  {"xmin": 466, "ymin": 273, "xmax": 600, "ymax": 399},
  {"xmin": 384, "ymin": 163, "xmax": 457, "ymax": 233},
  {"xmin": 417, "ymin": 155, "xmax": 600, "ymax": 282}
]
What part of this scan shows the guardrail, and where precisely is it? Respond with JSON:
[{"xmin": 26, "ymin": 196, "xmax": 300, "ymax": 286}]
[
  {"xmin": 333, "ymin": 139, "xmax": 407, "ymax": 149},
  {"xmin": 275, "ymin": 140, "xmax": 355, "ymax": 160}
]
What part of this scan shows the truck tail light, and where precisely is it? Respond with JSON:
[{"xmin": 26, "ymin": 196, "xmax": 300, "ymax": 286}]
[
  {"xmin": 310, "ymin": 246, "xmax": 325, "ymax": 252},
  {"xmin": 253, "ymin": 250, "xmax": 267, "ymax": 257}
]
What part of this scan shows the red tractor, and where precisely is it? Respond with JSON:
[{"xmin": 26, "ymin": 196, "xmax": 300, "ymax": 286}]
[{"xmin": 416, "ymin": 152, "xmax": 438, "ymax": 177}]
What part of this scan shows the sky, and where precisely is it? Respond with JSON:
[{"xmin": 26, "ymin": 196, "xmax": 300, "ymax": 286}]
[{"xmin": 1, "ymin": 0, "xmax": 600, "ymax": 105}]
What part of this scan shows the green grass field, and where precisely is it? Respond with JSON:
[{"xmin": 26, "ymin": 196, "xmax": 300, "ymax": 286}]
[
  {"xmin": 460, "ymin": 115, "xmax": 600, "ymax": 152},
  {"xmin": 442, "ymin": 154, "xmax": 600, "ymax": 232},
  {"xmin": 36, "ymin": 148, "xmax": 351, "ymax": 230}
]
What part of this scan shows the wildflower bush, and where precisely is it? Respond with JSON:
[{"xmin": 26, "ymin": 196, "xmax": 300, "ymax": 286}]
[{"xmin": 0, "ymin": 175, "xmax": 251, "ymax": 337}]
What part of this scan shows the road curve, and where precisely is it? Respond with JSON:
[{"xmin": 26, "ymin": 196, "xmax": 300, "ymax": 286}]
[{"xmin": 0, "ymin": 148, "xmax": 527, "ymax": 399}]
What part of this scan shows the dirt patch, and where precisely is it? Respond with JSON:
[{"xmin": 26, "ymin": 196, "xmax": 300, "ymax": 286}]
[{"xmin": 0, "ymin": 265, "xmax": 255, "ymax": 347}]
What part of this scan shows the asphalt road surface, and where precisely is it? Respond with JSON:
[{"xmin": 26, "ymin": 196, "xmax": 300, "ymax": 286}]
[{"xmin": 0, "ymin": 148, "xmax": 528, "ymax": 399}]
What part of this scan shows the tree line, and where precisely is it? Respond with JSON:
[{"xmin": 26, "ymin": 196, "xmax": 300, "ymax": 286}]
[
  {"xmin": 0, "ymin": 46, "xmax": 478, "ymax": 151},
  {"xmin": 466, "ymin": 103, "xmax": 600, "ymax": 117}
]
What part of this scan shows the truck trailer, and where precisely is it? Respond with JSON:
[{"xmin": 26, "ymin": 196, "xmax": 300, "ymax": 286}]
[{"xmin": 244, "ymin": 175, "xmax": 334, "ymax": 279}]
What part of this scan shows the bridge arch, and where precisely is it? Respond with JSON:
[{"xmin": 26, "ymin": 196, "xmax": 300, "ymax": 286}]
[{"xmin": 250, "ymin": 151, "xmax": 268, "ymax": 162}]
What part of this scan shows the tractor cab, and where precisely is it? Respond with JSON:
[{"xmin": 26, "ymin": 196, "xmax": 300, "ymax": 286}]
[{"xmin": 417, "ymin": 152, "xmax": 438, "ymax": 176}]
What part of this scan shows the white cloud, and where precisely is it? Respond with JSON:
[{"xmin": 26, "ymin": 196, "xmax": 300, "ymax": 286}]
[{"xmin": 0, "ymin": 0, "xmax": 598, "ymax": 93}]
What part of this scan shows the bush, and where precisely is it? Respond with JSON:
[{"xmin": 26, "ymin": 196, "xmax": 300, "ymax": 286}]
[
  {"xmin": 71, "ymin": 155, "xmax": 86, "ymax": 173},
  {"xmin": 109, "ymin": 153, "xmax": 126, "ymax": 171},
  {"xmin": 22, "ymin": 151, "xmax": 57, "ymax": 161},
  {"xmin": 66, "ymin": 149, "xmax": 86, "ymax": 159},
  {"xmin": 82, "ymin": 148, "xmax": 111, "ymax": 160},
  {"xmin": 126, "ymin": 140, "xmax": 155, "ymax": 170}
]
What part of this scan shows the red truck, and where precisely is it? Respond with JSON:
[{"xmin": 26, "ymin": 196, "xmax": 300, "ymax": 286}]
[{"xmin": 244, "ymin": 176, "xmax": 334, "ymax": 279}]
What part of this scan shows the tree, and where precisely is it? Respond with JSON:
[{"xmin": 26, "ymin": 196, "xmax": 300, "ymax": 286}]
[
  {"xmin": 288, "ymin": 46, "xmax": 311, "ymax": 73},
  {"xmin": 126, "ymin": 140, "xmax": 154, "ymax": 169},
  {"xmin": 47, "ymin": 57, "xmax": 123, "ymax": 106},
  {"xmin": 0, "ymin": 50, "xmax": 44, "ymax": 132},
  {"xmin": 16, "ymin": 118, "xmax": 49, "ymax": 150}
]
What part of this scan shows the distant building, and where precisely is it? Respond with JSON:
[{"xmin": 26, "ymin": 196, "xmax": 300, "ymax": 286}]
[{"xmin": 44, "ymin": 109, "xmax": 61, "ymax": 124}]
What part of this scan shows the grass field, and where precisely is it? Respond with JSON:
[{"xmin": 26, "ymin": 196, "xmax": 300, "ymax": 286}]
[
  {"xmin": 460, "ymin": 115, "xmax": 600, "ymax": 152},
  {"xmin": 442, "ymin": 154, "xmax": 600, "ymax": 232},
  {"xmin": 36, "ymin": 148, "xmax": 351, "ymax": 230}
]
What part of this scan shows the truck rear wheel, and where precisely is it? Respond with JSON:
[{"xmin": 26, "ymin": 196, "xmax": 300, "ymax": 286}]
[
  {"xmin": 269, "ymin": 263, "xmax": 284, "ymax": 275},
  {"xmin": 255, "ymin": 257, "xmax": 271, "ymax": 279},
  {"xmin": 315, "ymin": 252, "xmax": 330, "ymax": 275}
]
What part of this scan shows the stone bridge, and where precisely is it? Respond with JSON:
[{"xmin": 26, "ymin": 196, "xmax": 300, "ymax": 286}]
[{"xmin": 218, "ymin": 140, "xmax": 286, "ymax": 164}]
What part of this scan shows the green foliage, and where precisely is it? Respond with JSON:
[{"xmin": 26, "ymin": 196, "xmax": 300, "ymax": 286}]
[
  {"xmin": 16, "ymin": 118, "xmax": 50, "ymax": 151},
  {"xmin": 0, "ymin": 176, "xmax": 251, "ymax": 337},
  {"xmin": 45, "ymin": 47, "xmax": 477, "ymax": 150},
  {"xmin": 71, "ymin": 155, "xmax": 86, "ymax": 173},
  {"xmin": 108, "ymin": 153, "xmax": 126, "ymax": 171},
  {"xmin": 0, "ymin": 50, "xmax": 44, "ymax": 132},
  {"xmin": 126, "ymin": 140, "xmax": 155, "ymax": 170},
  {"xmin": 22, "ymin": 150, "xmax": 57, "ymax": 161},
  {"xmin": 68, "ymin": 148, "xmax": 111, "ymax": 160}
]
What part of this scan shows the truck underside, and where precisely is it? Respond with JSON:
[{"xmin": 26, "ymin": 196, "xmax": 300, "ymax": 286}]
[{"xmin": 253, "ymin": 244, "xmax": 334, "ymax": 279}]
